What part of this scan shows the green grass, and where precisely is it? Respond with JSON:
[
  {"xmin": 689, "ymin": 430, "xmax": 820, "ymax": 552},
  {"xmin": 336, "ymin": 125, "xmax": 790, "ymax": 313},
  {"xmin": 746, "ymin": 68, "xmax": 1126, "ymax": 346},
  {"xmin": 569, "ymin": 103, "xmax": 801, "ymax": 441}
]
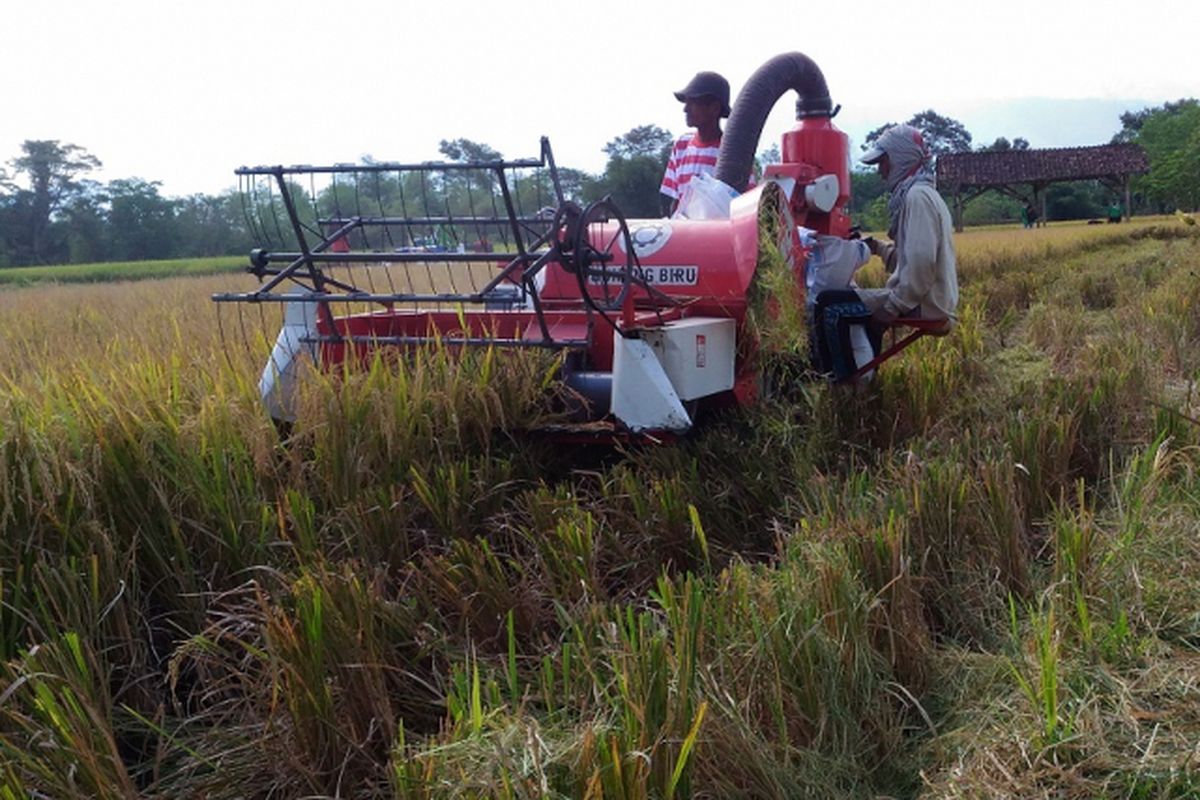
[{"xmin": 0, "ymin": 255, "xmax": 244, "ymax": 288}]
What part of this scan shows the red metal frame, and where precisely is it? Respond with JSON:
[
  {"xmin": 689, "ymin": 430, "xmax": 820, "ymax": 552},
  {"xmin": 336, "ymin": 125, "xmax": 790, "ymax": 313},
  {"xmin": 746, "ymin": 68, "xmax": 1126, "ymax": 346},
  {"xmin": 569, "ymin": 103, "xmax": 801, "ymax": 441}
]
[
  {"xmin": 840, "ymin": 317, "xmax": 954, "ymax": 383},
  {"xmin": 316, "ymin": 193, "xmax": 776, "ymax": 401}
]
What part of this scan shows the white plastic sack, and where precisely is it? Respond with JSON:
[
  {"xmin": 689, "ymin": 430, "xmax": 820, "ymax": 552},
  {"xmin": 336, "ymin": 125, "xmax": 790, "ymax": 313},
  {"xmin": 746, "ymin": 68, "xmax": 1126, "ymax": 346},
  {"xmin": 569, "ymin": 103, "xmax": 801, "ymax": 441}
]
[
  {"xmin": 674, "ymin": 173, "xmax": 739, "ymax": 220},
  {"xmin": 849, "ymin": 325, "xmax": 874, "ymax": 377},
  {"xmin": 804, "ymin": 234, "xmax": 871, "ymax": 296}
]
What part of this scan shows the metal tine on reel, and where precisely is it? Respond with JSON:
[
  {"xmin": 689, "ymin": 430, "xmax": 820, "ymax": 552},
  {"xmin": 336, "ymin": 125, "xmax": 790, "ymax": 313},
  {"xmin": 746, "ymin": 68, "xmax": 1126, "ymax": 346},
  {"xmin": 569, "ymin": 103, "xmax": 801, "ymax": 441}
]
[
  {"xmin": 264, "ymin": 177, "xmax": 289, "ymax": 252},
  {"xmin": 372, "ymin": 171, "xmax": 397, "ymax": 302},
  {"xmin": 239, "ymin": 174, "xmax": 266, "ymax": 251},
  {"xmin": 438, "ymin": 169, "xmax": 458, "ymax": 299},
  {"xmin": 417, "ymin": 170, "xmax": 440, "ymax": 312},
  {"xmin": 486, "ymin": 169, "xmax": 509, "ymax": 251},
  {"xmin": 346, "ymin": 167, "xmax": 373, "ymax": 305},
  {"xmin": 506, "ymin": 164, "xmax": 523, "ymax": 301},
  {"xmin": 328, "ymin": 170, "xmax": 351, "ymax": 302},
  {"xmin": 464, "ymin": 167, "xmax": 485, "ymax": 297},
  {"xmin": 220, "ymin": 174, "xmax": 286, "ymax": 377},
  {"xmin": 395, "ymin": 172, "xmax": 417, "ymax": 297},
  {"xmin": 215, "ymin": 266, "xmax": 286, "ymax": 380}
]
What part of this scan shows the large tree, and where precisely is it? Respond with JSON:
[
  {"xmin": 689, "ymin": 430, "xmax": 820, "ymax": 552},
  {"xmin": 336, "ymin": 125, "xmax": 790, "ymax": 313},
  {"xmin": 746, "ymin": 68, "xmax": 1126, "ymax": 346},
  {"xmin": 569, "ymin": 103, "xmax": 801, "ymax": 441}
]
[
  {"xmin": 438, "ymin": 138, "xmax": 502, "ymax": 163},
  {"xmin": 106, "ymin": 179, "xmax": 179, "ymax": 261},
  {"xmin": 60, "ymin": 189, "xmax": 109, "ymax": 264},
  {"xmin": 979, "ymin": 136, "xmax": 1030, "ymax": 152},
  {"xmin": 431, "ymin": 139, "xmax": 507, "ymax": 246},
  {"xmin": 584, "ymin": 125, "xmax": 674, "ymax": 218},
  {"xmin": 3, "ymin": 140, "xmax": 101, "ymax": 263},
  {"xmin": 602, "ymin": 125, "xmax": 673, "ymax": 161},
  {"xmin": 173, "ymin": 191, "xmax": 252, "ymax": 257},
  {"xmin": 1112, "ymin": 98, "xmax": 1198, "ymax": 144},
  {"xmin": 436, "ymin": 138, "xmax": 565, "ymax": 237},
  {"xmin": 1131, "ymin": 100, "xmax": 1200, "ymax": 211}
]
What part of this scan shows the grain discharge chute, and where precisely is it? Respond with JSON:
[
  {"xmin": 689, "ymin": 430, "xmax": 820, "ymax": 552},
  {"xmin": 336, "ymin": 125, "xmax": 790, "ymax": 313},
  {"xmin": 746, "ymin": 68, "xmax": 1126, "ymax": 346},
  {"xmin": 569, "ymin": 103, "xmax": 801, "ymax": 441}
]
[{"xmin": 212, "ymin": 51, "xmax": 854, "ymax": 440}]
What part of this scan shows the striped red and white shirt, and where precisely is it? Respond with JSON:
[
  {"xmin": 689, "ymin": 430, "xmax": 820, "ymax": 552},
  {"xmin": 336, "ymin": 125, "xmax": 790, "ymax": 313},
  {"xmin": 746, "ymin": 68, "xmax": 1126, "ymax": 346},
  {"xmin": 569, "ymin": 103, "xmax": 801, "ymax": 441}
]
[{"xmin": 659, "ymin": 133, "xmax": 721, "ymax": 200}]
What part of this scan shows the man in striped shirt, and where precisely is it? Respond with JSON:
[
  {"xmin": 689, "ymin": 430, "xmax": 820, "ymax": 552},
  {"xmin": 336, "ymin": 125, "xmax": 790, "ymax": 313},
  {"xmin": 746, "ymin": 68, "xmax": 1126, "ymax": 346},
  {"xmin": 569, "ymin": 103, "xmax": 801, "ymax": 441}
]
[{"xmin": 659, "ymin": 71, "xmax": 731, "ymax": 216}]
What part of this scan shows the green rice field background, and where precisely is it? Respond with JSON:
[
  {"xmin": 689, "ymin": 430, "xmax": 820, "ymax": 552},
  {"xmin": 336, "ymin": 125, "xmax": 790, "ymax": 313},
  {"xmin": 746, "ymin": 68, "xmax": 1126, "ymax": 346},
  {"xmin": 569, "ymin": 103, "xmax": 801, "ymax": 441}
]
[{"xmin": 0, "ymin": 255, "xmax": 243, "ymax": 288}]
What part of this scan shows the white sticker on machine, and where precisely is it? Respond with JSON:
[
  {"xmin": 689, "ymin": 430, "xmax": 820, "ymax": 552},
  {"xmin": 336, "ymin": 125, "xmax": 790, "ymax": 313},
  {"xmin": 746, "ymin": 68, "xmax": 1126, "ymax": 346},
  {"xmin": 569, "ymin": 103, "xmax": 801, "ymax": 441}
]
[
  {"xmin": 622, "ymin": 222, "xmax": 673, "ymax": 258},
  {"xmin": 589, "ymin": 265, "xmax": 699, "ymax": 286}
]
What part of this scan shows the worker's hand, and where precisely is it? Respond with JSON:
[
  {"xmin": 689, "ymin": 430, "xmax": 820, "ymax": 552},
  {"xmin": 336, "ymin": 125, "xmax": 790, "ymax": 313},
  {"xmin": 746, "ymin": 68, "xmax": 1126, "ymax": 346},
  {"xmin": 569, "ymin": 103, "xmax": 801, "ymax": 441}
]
[{"xmin": 863, "ymin": 236, "xmax": 882, "ymax": 256}]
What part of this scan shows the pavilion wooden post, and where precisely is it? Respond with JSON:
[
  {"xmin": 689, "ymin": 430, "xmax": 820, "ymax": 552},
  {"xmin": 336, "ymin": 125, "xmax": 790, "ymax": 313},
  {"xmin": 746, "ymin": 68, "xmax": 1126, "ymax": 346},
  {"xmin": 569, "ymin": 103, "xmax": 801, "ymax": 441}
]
[
  {"xmin": 952, "ymin": 187, "xmax": 964, "ymax": 232},
  {"xmin": 1123, "ymin": 174, "xmax": 1132, "ymax": 221}
]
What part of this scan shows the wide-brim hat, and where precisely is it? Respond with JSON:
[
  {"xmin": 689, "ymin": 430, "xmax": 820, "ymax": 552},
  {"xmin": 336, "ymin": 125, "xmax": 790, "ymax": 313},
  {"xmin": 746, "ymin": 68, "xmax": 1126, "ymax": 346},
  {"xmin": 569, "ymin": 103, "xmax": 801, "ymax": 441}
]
[{"xmin": 674, "ymin": 71, "xmax": 732, "ymax": 118}]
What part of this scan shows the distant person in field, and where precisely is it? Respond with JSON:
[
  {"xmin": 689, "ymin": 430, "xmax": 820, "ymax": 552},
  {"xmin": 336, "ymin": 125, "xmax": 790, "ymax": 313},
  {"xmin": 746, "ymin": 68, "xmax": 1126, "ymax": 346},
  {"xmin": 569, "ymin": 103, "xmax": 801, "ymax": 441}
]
[
  {"xmin": 659, "ymin": 71, "xmax": 731, "ymax": 217},
  {"xmin": 1025, "ymin": 201, "xmax": 1040, "ymax": 229},
  {"xmin": 811, "ymin": 123, "xmax": 959, "ymax": 381}
]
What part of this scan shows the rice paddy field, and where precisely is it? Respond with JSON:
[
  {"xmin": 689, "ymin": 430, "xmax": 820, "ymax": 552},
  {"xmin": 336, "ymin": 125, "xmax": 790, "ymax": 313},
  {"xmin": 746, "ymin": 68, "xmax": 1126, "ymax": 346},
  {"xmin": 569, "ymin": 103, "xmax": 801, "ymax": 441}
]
[{"xmin": 1, "ymin": 217, "xmax": 1199, "ymax": 798}]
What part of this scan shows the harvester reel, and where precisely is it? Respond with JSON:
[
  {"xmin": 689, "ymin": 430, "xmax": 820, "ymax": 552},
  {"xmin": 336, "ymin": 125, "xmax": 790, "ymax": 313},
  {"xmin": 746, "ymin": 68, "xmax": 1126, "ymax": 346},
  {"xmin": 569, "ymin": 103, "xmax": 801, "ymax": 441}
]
[
  {"xmin": 550, "ymin": 201, "xmax": 584, "ymax": 273},
  {"xmin": 572, "ymin": 198, "xmax": 633, "ymax": 311}
]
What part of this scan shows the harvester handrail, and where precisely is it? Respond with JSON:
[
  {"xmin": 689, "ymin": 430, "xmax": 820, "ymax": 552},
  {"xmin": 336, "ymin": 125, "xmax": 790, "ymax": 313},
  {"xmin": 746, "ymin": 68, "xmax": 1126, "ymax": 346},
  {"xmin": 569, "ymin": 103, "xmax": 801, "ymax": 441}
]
[
  {"xmin": 300, "ymin": 334, "xmax": 588, "ymax": 350},
  {"xmin": 243, "ymin": 250, "xmax": 544, "ymax": 265},
  {"xmin": 236, "ymin": 137, "xmax": 556, "ymax": 177},
  {"xmin": 317, "ymin": 215, "xmax": 553, "ymax": 228},
  {"xmin": 214, "ymin": 291, "xmax": 523, "ymax": 305},
  {"xmin": 213, "ymin": 243, "xmax": 561, "ymax": 306},
  {"xmin": 234, "ymin": 157, "xmax": 547, "ymax": 177}
]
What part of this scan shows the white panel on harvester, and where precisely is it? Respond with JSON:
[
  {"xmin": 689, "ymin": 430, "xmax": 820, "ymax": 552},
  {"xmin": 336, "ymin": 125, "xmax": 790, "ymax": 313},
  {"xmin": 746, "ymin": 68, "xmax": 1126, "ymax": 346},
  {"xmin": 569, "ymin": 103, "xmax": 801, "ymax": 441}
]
[
  {"xmin": 611, "ymin": 336, "xmax": 692, "ymax": 433},
  {"xmin": 639, "ymin": 317, "xmax": 736, "ymax": 401}
]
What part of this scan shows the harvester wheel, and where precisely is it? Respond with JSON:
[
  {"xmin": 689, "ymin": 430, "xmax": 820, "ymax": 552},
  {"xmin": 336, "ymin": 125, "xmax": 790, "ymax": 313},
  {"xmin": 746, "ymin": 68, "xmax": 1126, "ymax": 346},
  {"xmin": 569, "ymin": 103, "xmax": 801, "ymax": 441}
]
[{"xmin": 572, "ymin": 198, "xmax": 633, "ymax": 311}]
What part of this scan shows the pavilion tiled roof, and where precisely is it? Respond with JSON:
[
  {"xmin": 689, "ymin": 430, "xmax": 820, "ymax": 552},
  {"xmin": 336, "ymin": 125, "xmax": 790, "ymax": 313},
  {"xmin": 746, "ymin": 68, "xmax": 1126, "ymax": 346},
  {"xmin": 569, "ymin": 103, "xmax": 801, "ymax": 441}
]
[{"xmin": 937, "ymin": 143, "xmax": 1149, "ymax": 187}]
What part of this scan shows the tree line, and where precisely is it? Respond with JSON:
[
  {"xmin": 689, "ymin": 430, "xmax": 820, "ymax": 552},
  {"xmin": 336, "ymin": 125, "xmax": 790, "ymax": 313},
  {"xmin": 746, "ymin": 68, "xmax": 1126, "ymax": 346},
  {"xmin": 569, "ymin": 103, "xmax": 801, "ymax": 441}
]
[
  {"xmin": 2, "ymin": 100, "xmax": 1195, "ymax": 267},
  {"xmin": 0, "ymin": 141, "xmax": 253, "ymax": 267}
]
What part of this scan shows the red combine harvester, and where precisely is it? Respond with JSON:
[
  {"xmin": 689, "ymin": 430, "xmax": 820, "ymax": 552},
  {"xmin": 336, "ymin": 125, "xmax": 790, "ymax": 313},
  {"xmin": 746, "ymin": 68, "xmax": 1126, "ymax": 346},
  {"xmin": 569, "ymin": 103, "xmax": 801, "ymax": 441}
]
[{"xmin": 213, "ymin": 52, "xmax": 900, "ymax": 439}]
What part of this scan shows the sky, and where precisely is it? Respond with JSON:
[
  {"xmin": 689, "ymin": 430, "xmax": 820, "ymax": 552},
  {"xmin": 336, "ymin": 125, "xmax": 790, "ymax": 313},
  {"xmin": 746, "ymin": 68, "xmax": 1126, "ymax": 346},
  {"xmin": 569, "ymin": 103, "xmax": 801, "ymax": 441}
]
[{"xmin": 2, "ymin": 0, "xmax": 1196, "ymax": 198}]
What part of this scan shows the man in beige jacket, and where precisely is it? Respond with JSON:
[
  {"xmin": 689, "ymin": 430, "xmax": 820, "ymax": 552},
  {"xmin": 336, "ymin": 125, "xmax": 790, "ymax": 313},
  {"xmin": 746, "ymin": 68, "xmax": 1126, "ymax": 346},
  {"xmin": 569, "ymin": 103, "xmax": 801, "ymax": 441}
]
[
  {"xmin": 858, "ymin": 124, "xmax": 958, "ymax": 326},
  {"xmin": 810, "ymin": 123, "xmax": 958, "ymax": 379}
]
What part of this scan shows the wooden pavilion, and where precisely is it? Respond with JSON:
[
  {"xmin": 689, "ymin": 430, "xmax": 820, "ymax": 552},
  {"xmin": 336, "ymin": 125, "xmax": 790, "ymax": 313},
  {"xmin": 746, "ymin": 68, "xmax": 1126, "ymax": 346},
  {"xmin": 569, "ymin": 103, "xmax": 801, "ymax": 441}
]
[{"xmin": 936, "ymin": 144, "xmax": 1149, "ymax": 231}]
